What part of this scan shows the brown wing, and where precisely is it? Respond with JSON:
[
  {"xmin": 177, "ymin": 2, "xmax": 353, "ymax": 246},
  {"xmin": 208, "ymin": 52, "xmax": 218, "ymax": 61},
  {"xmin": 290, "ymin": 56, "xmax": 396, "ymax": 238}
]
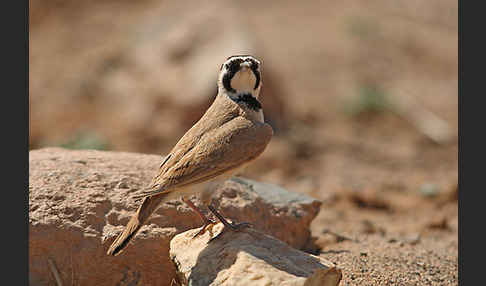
[
  {"xmin": 135, "ymin": 116, "xmax": 273, "ymax": 198},
  {"xmin": 145, "ymin": 94, "xmax": 240, "ymax": 189}
]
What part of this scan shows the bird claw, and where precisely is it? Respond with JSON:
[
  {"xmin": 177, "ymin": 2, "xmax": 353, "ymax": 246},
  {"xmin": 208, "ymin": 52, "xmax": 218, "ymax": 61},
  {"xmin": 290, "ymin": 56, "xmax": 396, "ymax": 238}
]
[
  {"xmin": 226, "ymin": 221, "xmax": 253, "ymax": 231},
  {"xmin": 206, "ymin": 204, "xmax": 253, "ymax": 242},
  {"xmin": 193, "ymin": 218, "xmax": 217, "ymax": 239},
  {"xmin": 208, "ymin": 221, "xmax": 253, "ymax": 242}
]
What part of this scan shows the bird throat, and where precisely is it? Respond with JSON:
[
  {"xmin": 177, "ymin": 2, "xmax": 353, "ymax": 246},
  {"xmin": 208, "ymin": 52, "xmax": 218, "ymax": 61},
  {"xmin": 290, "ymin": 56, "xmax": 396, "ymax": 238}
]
[
  {"xmin": 233, "ymin": 93, "xmax": 262, "ymax": 111},
  {"xmin": 223, "ymin": 66, "xmax": 260, "ymax": 93}
]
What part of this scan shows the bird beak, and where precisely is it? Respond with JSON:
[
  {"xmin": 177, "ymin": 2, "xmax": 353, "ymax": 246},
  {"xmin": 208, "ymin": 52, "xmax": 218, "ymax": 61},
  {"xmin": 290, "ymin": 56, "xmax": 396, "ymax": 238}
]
[{"xmin": 240, "ymin": 62, "xmax": 251, "ymax": 72}]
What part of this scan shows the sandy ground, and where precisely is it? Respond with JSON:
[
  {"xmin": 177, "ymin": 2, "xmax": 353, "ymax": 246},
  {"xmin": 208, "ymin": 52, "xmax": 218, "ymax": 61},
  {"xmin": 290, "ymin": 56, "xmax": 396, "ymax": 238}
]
[{"xmin": 30, "ymin": 0, "xmax": 458, "ymax": 284}]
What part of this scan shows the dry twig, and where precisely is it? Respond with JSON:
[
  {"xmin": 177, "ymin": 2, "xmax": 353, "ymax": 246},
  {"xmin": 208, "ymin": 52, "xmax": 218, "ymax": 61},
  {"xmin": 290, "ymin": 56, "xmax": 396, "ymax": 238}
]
[{"xmin": 48, "ymin": 258, "xmax": 63, "ymax": 286}]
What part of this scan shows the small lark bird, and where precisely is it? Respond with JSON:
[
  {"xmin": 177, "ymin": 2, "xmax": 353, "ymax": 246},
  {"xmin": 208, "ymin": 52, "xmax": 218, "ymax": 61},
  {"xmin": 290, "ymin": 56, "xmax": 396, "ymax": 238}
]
[{"xmin": 107, "ymin": 55, "xmax": 273, "ymax": 256}]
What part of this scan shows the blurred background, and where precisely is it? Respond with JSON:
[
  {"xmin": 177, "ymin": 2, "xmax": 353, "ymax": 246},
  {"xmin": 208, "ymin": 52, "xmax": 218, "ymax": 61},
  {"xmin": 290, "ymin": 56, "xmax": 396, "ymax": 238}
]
[{"xmin": 30, "ymin": 0, "xmax": 457, "ymax": 279}]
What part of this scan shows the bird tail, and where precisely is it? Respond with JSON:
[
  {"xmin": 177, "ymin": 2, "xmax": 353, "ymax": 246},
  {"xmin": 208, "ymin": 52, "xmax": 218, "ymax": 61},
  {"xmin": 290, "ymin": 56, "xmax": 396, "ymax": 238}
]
[{"xmin": 106, "ymin": 192, "xmax": 169, "ymax": 256}]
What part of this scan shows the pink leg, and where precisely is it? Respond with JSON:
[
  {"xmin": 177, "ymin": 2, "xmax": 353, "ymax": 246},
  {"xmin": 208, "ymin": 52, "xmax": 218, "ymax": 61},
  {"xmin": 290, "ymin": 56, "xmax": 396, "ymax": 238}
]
[{"xmin": 181, "ymin": 197, "xmax": 216, "ymax": 238}]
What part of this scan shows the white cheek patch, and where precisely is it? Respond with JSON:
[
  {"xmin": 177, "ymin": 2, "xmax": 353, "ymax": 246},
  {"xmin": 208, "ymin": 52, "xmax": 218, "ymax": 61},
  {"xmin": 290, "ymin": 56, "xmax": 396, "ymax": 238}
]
[{"xmin": 231, "ymin": 70, "xmax": 256, "ymax": 92}]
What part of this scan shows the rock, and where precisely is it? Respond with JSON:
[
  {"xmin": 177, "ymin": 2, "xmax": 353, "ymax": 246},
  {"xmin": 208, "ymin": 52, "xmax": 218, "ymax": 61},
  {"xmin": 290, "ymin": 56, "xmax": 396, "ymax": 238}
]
[
  {"xmin": 29, "ymin": 148, "xmax": 322, "ymax": 285},
  {"xmin": 170, "ymin": 223, "xmax": 342, "ymax": 286},
  {"xmin": 347, "ymin": 188, "xmax": 391, "ymax": 211},
  {"xmin": 210, "ymin": 177, "xmax": 322, "ymax": 252}
]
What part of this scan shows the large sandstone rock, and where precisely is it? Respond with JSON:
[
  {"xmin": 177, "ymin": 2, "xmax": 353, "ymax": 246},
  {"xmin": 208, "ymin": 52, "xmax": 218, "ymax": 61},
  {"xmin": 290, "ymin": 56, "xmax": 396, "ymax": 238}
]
[
  {"xmin": 170, "ymin": 223, "xmax": 342, "ymax": 286},
  {"xmin": 29, "ymin": 148, "xmax": 322, "ymax": 285}
]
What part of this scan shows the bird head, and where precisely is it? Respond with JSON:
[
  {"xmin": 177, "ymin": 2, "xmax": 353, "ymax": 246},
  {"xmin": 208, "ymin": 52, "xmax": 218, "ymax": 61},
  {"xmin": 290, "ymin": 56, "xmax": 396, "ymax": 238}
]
[{"xmin": 218, "ymin": 55, "xmax": 262, "ymax": 98}]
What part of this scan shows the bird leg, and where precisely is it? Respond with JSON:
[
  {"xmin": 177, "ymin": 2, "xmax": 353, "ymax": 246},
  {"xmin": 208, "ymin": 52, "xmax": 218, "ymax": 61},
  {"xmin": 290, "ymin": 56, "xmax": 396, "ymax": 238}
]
[
  {"xmin": 181, "ymin": 197, "xmax": 216, "ymax": 238},
  {"xmin": 207, "ymin": 205, "xmax": 253, "ymax": 242}
]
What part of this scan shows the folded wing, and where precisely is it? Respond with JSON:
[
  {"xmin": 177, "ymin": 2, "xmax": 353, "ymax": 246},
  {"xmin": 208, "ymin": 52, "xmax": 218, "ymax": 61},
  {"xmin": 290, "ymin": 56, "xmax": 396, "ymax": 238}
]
[{"xmin": 135, "ymin": 116, "xmax": 273, "ymax": 199}]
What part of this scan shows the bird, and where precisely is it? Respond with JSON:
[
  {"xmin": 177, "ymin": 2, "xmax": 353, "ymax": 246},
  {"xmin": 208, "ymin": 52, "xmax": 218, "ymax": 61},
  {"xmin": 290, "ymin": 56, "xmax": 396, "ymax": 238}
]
[{"xmin": 106, "ymin": 55, "xmax": 273, "ymax": 256}]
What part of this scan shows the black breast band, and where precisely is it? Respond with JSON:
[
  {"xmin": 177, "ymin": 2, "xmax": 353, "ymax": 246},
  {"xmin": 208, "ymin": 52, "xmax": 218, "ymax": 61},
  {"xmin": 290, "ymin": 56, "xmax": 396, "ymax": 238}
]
[{"xmin": 234, "ymin": 93, "xmax": 262, "ymax": 111}]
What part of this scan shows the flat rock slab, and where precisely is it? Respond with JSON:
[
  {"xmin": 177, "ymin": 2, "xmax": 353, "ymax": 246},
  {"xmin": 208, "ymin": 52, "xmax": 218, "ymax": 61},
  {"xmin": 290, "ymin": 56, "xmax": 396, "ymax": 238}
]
[
  {"xmin": 29, "ymin": 148, "xmax": 322, "ymax": 285},
  {"xmin": 170, "ymin": 223, "xmax": 342, "ymax": 286}
]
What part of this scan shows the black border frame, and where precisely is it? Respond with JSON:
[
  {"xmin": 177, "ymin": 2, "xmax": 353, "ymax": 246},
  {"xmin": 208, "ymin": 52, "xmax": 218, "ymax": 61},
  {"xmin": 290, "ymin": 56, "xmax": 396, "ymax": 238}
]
[{"xmin": 6, "ymin": 0, "xmax": 29, "ymax": 283}]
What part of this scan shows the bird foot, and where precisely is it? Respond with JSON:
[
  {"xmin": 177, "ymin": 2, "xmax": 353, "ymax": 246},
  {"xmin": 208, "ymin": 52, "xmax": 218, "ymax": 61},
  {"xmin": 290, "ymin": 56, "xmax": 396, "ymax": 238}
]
[
  {"xmin": 207, "ymin": 205, "xmax": 253, "ymax": 242},
  {"xmin": 193, "ymin": 218, "xmax": 217, "ymax": 239}
]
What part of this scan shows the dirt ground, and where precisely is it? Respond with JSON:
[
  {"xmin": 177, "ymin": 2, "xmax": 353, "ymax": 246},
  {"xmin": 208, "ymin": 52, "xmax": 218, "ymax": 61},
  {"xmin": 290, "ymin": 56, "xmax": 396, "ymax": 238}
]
[{"xmin": 30, "ymin": 0, "xmax": 458, "ymax": 285}]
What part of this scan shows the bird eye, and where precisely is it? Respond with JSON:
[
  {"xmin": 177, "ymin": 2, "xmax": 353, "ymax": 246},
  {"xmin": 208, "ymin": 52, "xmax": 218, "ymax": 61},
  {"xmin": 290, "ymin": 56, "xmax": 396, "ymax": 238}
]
[
  {"xmin": 250, "ymin": 60, "xmax": 259, "ymax": 69},
  {"xmin": 226, "ymin": 59, "xmax": 242, "ymax": 71}
]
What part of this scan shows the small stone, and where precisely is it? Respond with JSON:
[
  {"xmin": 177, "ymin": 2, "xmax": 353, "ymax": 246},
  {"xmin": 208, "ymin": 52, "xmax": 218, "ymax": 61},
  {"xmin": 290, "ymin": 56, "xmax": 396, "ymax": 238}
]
[
  {"xmin": 403, "ymin": 233, "xmax": 421, "ymax": 245},
  {"xmin": 116, "ymin": 178, "xmax": 130, "ymax": 189},
  {"xmin": 170, "ymin": 223, "xmax": 342, "ymax": 286},
  {"xmin": 419, "ymin": 183, "xmax": 439, "ymax": 197}
]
